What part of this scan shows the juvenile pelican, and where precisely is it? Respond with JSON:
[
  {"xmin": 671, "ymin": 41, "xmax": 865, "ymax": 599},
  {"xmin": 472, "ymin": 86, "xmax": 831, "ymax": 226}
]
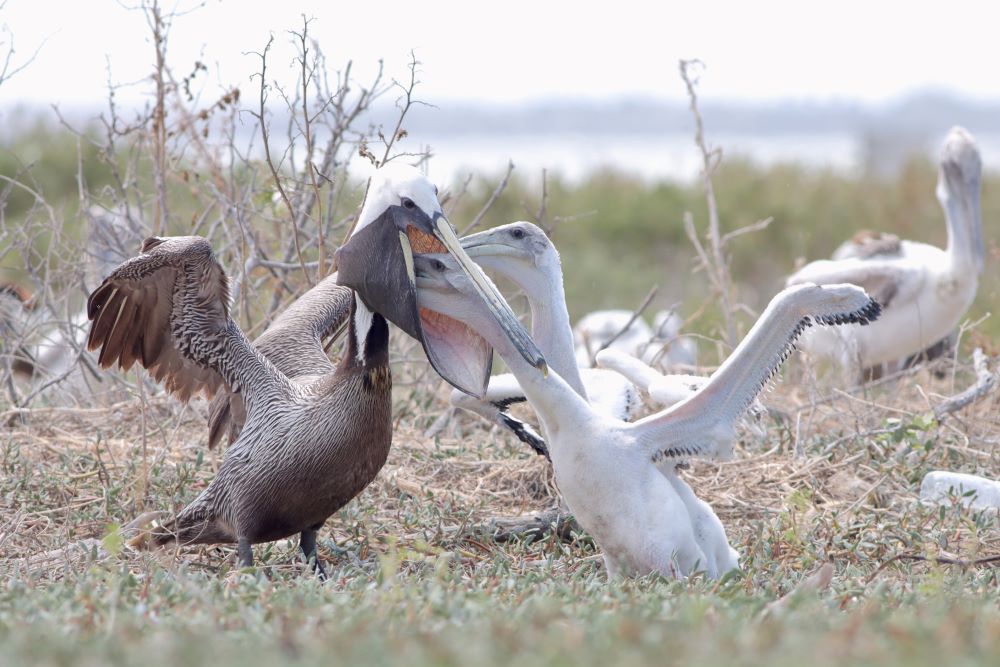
[
  {"xmin": 87, "ymin": 163, "xmax": 544, "ymax": 574},
  {"xmin": 449, "ymin": 222, "xmax": 759, "ymax": 456},
  {"xmin": 574, "ymin": 309, "xmax": 654, "ymax": 367},
  {"xmin": 451, "ymin": 223, "xmax": 757, "ymax": 570},
  {"xmin": 446, "ymin": 222, "xmax": 641, "ymax": 456},
  {"xmin": 786, "ymin": 127, "xmax": 983, "ymax": 374},
  {"xmin": 643, "ymin": 309, "xmax": 698, "ymax": 369},
  {"xmin": 575, "ymin": 310, "xmax": 696, "ymax": 370},
  {"xmin": 415, "ymin": 251, "xmax": 880, "ymax": 578}
]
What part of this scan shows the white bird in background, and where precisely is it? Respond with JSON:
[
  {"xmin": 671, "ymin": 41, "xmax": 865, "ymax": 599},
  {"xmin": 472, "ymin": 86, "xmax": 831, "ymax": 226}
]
[
  {"xmin": 573, "ymin": 309, "xmax": 653, "ymax": 366},
  {"xmin": 574, "ymin": 308, "xmax": 697, "ymax": 370},
  {"xmin": 786, "ymin": 126, "xmax": 983, "ymax": 376},
  {"xmin": 594, "ymin": 348, "xmax": 768, "ymax": 434},
  {"xmin": 0, "ymin": 206, "xmax": 146, "ymax": 401},
  {"xmin": 416, "ymin": 250, "xmax": 881, "ymax": 579},
  {"xmin": 644, "ymin": 309, "xmax": 698, "ymax": 369}
]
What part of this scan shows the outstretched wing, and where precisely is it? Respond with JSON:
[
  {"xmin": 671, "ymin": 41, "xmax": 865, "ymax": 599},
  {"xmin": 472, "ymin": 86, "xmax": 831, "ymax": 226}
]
[
  {"xmin": 633, "ymin": 284, "xmax": 880, "ymax": 463},
  {"xmin": 88, "ymin": 236, "xmax": 286, "ymax": 409},
  {"xmin": 786, "ymin": 257, "xmax": 924, "ymax": 310},
  {"xmin": 206, "ymin": 274, "xmax": 353, "ymax": 448}
]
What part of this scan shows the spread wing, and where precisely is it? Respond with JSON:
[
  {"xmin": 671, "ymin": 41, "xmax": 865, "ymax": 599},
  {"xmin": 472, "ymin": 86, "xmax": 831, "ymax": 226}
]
[
  {"xmin": 88, "ymin": 236, "xmax": 287, "ymax": 409},
  {"xmin": 786, "ymin": 257, "xmax": 925, "ymax": 310},
  {"xmin": 206, "ymin": 274, "xmax": 353, "ymax": 448}
]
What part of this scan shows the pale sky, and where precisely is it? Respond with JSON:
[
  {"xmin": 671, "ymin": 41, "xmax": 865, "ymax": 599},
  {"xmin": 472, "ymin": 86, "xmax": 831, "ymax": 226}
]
[{"xmin": 1, "ymin": 0, "xmax": 998, "ymax": 111}]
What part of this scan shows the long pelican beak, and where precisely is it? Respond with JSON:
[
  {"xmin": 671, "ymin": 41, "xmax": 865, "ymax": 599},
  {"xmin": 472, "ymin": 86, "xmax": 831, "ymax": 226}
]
[
  {"xmin": 336, "ymin": 206, "xmax": 546, "ymax": 397},
  {"xmin": 429, "ymin": 215, "xmax": 545, "ymax": 372}
]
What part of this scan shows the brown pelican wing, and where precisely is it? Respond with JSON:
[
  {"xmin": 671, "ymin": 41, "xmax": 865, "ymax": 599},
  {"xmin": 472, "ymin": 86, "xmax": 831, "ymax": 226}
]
[
  {"xmin": 87, "ymin": 236, "xmax": 287, "ymax": 406},
  {"xmin": 206, "ymin": 274, "xmax": 353, "ymax": 448},
  {"xmin": 252, "ymin": 274, "xmax": 353, "ymax": 377}
]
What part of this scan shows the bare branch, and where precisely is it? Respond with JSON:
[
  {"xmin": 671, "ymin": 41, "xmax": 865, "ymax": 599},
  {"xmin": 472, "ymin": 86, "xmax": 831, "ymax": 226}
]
[
  {"xmin": 249, "ymin": 35, "xmax": 313, "ymax": 287},
  {"xmin": 459, "ymin": 161, "xmax": 515, "ymax": 235},
  {"xmin": 680, "ymin": 58, "xmax": 735, "ymax": 348}
]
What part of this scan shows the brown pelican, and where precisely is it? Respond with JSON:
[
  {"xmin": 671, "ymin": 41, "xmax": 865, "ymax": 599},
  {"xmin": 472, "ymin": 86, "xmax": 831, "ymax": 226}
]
[
  {"xmin": 786, "ymin": 127, "xmax": 983, "ymax": 374},
  {"xmin": 415, "ymin": 251, "xmax": 880, "ymax": 578},
  {"xmin": 87, "ymin": 163, "xmax": 544, "ymax": 574}
]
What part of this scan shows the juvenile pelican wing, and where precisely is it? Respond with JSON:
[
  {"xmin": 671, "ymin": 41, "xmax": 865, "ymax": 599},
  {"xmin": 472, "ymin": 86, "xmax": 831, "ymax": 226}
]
[
  {"xmin": 786, "ymin": 258, "xmax": 925, "ymax": 310},
  {"xmin": 206, "ymin": 274, "xmax": 353, "ymax": 448},
  {"xmin": 633, "ymin": 284, "xmax": 880, "ymax": 462},
  {"xmin": 87, "ymin": 236, "xmax": 289, "ymax": 410}
]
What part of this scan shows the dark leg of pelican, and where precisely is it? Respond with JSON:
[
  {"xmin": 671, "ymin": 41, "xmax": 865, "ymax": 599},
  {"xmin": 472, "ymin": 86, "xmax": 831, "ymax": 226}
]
[
  {"xmin": 237, "ymin": 537, "xmax": 253, "ymax": 569},
  {"xmin": 300, "ymin": 528, "xmax": 327, "ymax": 579}
]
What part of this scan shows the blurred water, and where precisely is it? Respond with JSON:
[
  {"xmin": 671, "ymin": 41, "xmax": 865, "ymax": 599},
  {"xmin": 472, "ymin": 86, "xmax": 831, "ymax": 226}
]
[{"xmin": 413, "ymin": 131, "xmax": 1000, "ymax": 185}]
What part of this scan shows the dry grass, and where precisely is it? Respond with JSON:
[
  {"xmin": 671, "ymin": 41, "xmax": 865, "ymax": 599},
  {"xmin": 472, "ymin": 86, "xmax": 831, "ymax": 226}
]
[
  {"xmin": 3, "ymin": 326, "xmax": 1000, "ymax": 666},
  {"xmin": 4, "ymin": 347, "xmax": 1000, "ymax": 586}
]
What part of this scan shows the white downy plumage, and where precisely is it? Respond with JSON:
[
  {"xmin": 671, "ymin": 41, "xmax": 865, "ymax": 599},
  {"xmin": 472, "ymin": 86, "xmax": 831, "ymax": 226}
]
[{"xmin": 415, "ymin": 250, "xmax": 881, "ymax": 579}]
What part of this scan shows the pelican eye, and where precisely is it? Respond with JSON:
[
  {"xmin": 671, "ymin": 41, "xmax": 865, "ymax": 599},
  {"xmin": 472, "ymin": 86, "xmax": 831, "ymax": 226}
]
[
  {"xmin": 432, "ymin": 259, "xmax": 446, "ymax": 272},
  {"xmin": 402, "ymin": 197, "xmax": 417, "ymax": 210},
  {"xmin": 510, "ymin": 228, "xmax": 526, "ymax": 240}
]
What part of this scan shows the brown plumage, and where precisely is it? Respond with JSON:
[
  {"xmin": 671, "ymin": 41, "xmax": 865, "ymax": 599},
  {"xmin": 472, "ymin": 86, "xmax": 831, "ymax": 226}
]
[
  {"xmin": 206, "ymin": 274, "xmax": 352, "ymax": 449},
  {"xmin": 88, "ymin": 162, "xmax": 547, "ymax": 575},
  {"xmin": 87, "ymin": 236, "xmax": 392, "ymax": 575}
]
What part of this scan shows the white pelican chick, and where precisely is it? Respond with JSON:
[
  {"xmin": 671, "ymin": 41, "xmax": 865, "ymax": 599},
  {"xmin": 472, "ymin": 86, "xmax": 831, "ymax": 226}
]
[
  {"xmin": 574, "ymin": 309, "xmax": 653, "ymax": 367},
  {"xmin": 440, "ymin": 222, "xmax": 641, "ymax": 456},
  {"xmin": 449, "ymin": 223, "xmax": 739, "ymax": 572},
  {"xmin": 786, "ymin": 126, "xmax": 983, "ymax": 373},
  {"xmin": 415, "ymin": 251, "xmax": 880, "ymax": 579}
]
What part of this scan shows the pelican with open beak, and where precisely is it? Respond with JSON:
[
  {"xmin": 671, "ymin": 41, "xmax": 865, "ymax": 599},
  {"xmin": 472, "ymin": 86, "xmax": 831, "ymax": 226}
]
[{"xmin": 336, "ymin": 163, "xmax": 546, "ymax": 397}]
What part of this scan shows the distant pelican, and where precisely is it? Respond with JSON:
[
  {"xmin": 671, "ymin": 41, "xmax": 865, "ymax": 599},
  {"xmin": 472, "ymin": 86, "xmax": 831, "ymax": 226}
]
[
  {"xmin": 786, "ymin": 127, "xmax": 983, "ymax": 375},
  {"xmin": 0, "ymin": 283, "xmax": 37, "ymax": 378},
  {"xmin": 574, "ymin": 308, "xmax": 697, "ymax": 370},
  {"xmin": 574, "ymin": 309, "xmax": 653, "ymax": 367},
  {"xmin": 416, "ymin": 250, "xmax": 880, "ymax": 579}
]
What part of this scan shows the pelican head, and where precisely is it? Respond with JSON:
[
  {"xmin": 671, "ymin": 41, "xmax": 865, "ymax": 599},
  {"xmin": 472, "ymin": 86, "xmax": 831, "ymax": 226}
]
[
  {"xmin": 412, "ymin": 252, "xmax": 498, "ymax": 336},
  {"xmin": 461, "ymin": 221, "xmax": 562, "ymax": 302},
  {"xmin": 936, "ymin": 126, "xmax": 984, "ymax": 273},
  {"xmin": 336, "ymin": 163, "xmax": 545, "ymax": 396}
]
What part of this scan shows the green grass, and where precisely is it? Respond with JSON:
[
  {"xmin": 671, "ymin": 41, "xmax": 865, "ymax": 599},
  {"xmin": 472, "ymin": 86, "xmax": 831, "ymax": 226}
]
[{"xmin": 4, "ymin": 541, "xmax": 1000, "ymax": 666}]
